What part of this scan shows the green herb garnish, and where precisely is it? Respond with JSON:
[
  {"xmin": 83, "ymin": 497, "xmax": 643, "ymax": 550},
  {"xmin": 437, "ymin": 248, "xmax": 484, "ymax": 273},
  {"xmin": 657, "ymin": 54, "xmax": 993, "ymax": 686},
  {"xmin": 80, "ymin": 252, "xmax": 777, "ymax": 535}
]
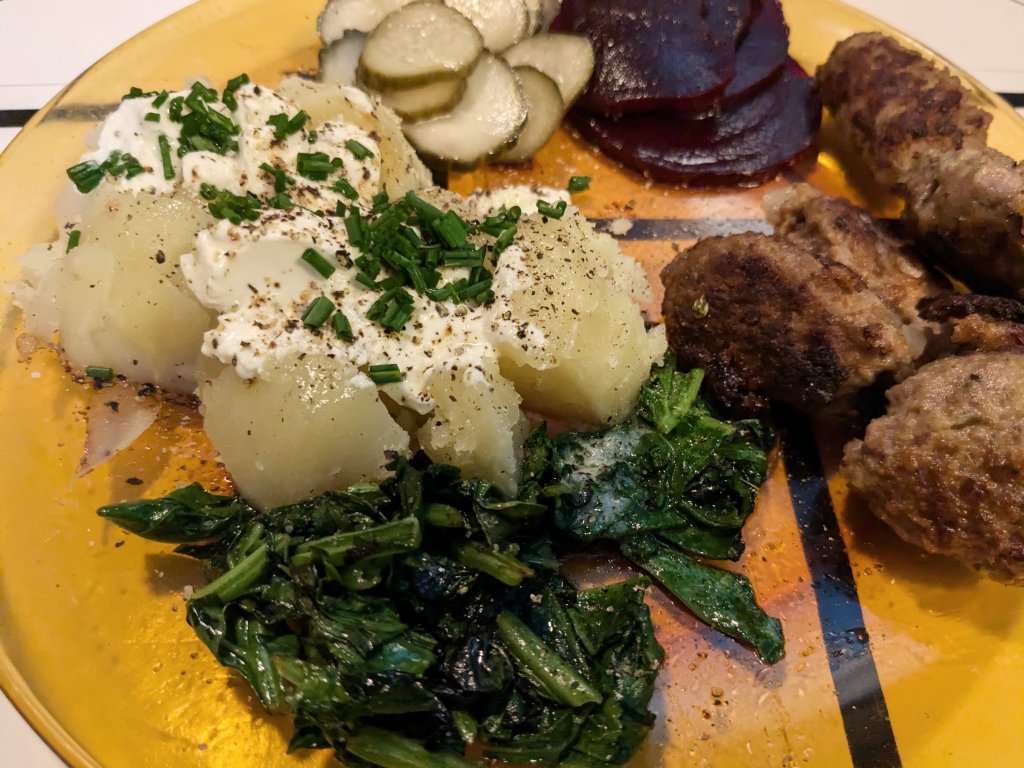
[
  {"xmin": 332, "ymin": 310, "xmax": 353, "ymax": 341},
  {"xmin": 537, "ymin": 199, "xmax": 568, "ymax": 219},
  {"xmin": 568, "ymin": 175, "xmax": 591, "ymax": 193},
  {"xmin": 267, "ymin": 110, "xmax": 308, "ymax": 140},
  {"xmin": 66, "ymin": 230, "xmax": 81, "ymax": 253},
  {"xmin": 84, "ymin": 365, "xmax": 114, "ymax": 381},
  {"xmin": 158, "ymin": 134, "xmax": 175, "ymax": 180},
  {"xmin": 367, "ymin": 363, "xmax": 402, "ymax": 384},
  {"xmin": 345, "ymin": 138, "xmax": 374, "ymax": 160},
  {"xmin": 199, "ymin": 183, "xmax": 262, "ymax": 224},
  {"xmin": 301, "ymin": 248, "xmax": 335, "ymax": 279},
  {"xmin": 300, "ymin": 296, "xmax": 335, "ymax": 329}
]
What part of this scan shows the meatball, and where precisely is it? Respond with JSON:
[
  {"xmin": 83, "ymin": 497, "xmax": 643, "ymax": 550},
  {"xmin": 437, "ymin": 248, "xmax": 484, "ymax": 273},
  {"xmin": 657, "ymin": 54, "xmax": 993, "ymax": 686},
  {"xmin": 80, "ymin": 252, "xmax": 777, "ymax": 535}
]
[
  {"xmin": 902, "ymin": 148, "xmax": 1024, "ymax": 299},
  {"xmin": 661, "ymin": 231, "xmax": 917, "ymax": 416},
  {"xmin": 765, "ymin": 183, "xmax": 947, "ymax": 359},
  {"xmin": 816, "ymin": 32, "xmax": 991, "ymax": 189},
  {"xmin": 842, "ymin": 351, "xmax": 1024, "ymax": 584},
  {"xmin": 818, "ymin": 33, "xmax": 1024, "ymax": 298}
]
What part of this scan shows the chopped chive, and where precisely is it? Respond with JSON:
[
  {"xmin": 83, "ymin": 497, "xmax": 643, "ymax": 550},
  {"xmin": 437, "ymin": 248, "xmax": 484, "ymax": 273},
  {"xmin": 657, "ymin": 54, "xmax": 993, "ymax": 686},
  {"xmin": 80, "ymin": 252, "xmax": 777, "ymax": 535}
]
[
  {"xmin": 442, "ymin": 249, "xmax": 485, "ymax": 268},
  {"xmin": 404, "ymin": 191, "xmax": 442, "ymax": 223},
  {"xmin": 152, "ymin": 90, "xmax": 170, "ymax": 108},
  {"xmin": 345, "ymin": 139, "xmax": 374, "ymax": 160},
  {"xmin": 296, "ymin": 151, "xmax": 336, "ymax": 181},
  {"xmin": 85, "ymin": 365, "xmax": 114, "ymax": 381},
  {"xmin": 370, "ymin": 190, "xmax": 390, "ymax": 212},
  {"xmin": 158, "ymin": 134, "xmax": 175, "ymax": 180},
  {"xmin": 301, "ymin": 248, "xmax": 336, "ymax": 278},
  {"xmin": 493, "ymin": 225, "xmax": 516, "ymax": 256},
  {"xmin": 459, "ymin": 278, "xmax": 493, "ymax": 303},
  {"xmin": 332, "ymin": 178, "xmax": 359, "ymax": 200},
  {"xmin": 222, "ymin": 73, "xmax": 249, "ymax": 110},
  {"xmin": 66, "ymin": 160, "xmax": 104, "ymax": 193},
  {"xmin": 568, "ymin": 175, "xmax": 591, "ymax": 193},
  {"xmin": 259, "ymin": 162, "xmax": 293, "ymax": 193},
  {"xmin": 122, "ymin": 86, "xmax": 155, "ymax": 101},
  {"xmin": 367, "ymin": 364, "xmax": 402, "ymax": 384},
  {"xmin": 537, "ymin": 199, "xmax": 568, "ymax": 219},
  {"xmin": 267, "ymin": 110, "xmax": 308, "ymax": 140},
  {"xmin": 433, "ymin": 210, "xmax": 468, "ymax": 248},
  {"xmin": 307, "ymin": 130, "xmax": 318, "ymax": 144},
  {"xmin": 66, "ymin": 230, "xmax": 81, "ymax": 253},
  {"xmin": 355, "ymin": 273, "xmax": 378, "ymax": 290},
  {"xmin": 267, "ymin": 192, "xmax": 294, "ymax": 210},
  {"xmin": 144, "ymin": 112, "xmax": 161, "ymax": 123},
  {"xmin": 190, "ymin": 81, "xmax": 218, "ymax": 102},
  {"xmin": 335, "ymin": 201, "xmax": 347, "ymax": 217},
  {"xmin": 332, "ymin": 311, "xmax": 353, "ymax": 341},
  {"xmin": 301, "ymin": 296, "xmax": 335, "ymax": 328},
  {"xmin": 225, "ymin": 73, "xmax": 250, "ymax": 91},
  {"xmin": 344, "ymin": 210, "xmax": 367, "ymax": 248},
  {"xmin": 168, "ymin": 96, "xmax": 185, "ymax": 121}
]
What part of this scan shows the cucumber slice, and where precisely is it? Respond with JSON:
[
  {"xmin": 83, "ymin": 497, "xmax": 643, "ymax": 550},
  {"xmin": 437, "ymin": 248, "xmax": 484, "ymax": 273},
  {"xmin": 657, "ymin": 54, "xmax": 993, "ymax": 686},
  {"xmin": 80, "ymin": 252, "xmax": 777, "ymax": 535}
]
[
  {"xmin": 319, "ymin": 32, "xmax": 367, "ymax": 86},
  {"xmin": 523, "ymin": 0, "xmax": 544, "ymax": 33},
  {"xmin": 538, "ymin": 0, "xmax": 562, "ymax": 30},
  {"xmin": 404, "ymin": 54, "xmax": 527, "ymax": 169},
  {"xmin": 378, "ymin": 78, "xmax": 467, "ymax": 121},
  {"xmin": 495, "ymin": 66, "xmax": 564, "ymax": 163},
  {"xmin": 359, "ymin": 1, "xmax": 484, "ymax": 89},
  {"xmin": 318, "ymin": 0, "xmax": 414, "ymax": 44},
  {"xmin": 442, "ymin": 0, "xmax": 529, "ymax": 52},
  {"xmin": 502, "ymin": 33, "xmax": 594, "ymax": 107}
]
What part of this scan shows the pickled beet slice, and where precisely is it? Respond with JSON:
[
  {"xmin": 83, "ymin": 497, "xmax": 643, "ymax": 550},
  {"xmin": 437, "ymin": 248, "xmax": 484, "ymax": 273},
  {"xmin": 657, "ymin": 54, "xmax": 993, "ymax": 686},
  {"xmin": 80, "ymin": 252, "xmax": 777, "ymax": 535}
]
[
  {"xmin": 569, "ymin": 63, "xmax": 822, "ymax": 187},
  {"xmin": 551, "ymin": 0, "xmax": 736, "ymax": 115},
  {"xmin": 724, "ymin": 0, "xmax": 789, "ymax": 103},
  {"xmin": 703, "ymin": 0, "xmax": 753, "ymax": 51}
]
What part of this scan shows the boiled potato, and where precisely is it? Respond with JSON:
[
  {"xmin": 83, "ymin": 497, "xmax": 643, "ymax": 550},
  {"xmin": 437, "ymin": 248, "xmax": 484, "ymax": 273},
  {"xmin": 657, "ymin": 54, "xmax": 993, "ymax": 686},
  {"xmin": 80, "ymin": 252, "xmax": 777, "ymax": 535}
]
[
  {"xmin": 417, "ymin": 356, "xmax": 527, "ymax": 495},
  {"xmin": 12, "ymin": 240, "xmax": 63, "ymax": 340},
  {"xmin": 490, "ymin": 207, "xmax": 666, "ymax": 425},
  {"xmin": 277, "ymin": 75, "xmax": 431, "ymax": 199},
  {"xmin": 56, "ymin": 187, "xmax": 214, "ymax": 393},
  {"xmin": 200, "ymin": 354, "xmax": 409, "ymax": 511}
]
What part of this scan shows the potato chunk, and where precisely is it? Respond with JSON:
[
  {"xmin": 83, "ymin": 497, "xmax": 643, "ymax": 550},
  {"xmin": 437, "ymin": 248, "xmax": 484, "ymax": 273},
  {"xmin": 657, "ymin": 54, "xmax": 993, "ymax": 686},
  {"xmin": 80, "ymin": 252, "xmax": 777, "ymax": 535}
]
[
  {"xmin": 277, "ymin": 75, "xmax": 431, "ymax": 199},
  {"xmin": 56, "ymin": 187, "xmax": 214, "ymax": 392},
  {"xmin": 417, "ymin": 356, "xmax": 527, "ymax": 495},
  {"xmin": 490, "ymin": 207, "xmax": 666, "ymax": 425},
  {"xmin": 200, "ymin": 354, "xmax": 409, "ymax": 511}
]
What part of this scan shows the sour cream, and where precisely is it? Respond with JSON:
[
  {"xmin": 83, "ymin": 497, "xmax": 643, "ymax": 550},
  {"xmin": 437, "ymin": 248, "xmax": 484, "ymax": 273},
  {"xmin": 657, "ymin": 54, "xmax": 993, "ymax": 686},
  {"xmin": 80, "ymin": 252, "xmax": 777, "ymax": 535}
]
[
  {"xmin": 80, "ymin": 82, "xmax": 380, "ymax": 208},
  {"xmin": 182, "ymin": 207, "xmax": 534, "ymax": 414}
]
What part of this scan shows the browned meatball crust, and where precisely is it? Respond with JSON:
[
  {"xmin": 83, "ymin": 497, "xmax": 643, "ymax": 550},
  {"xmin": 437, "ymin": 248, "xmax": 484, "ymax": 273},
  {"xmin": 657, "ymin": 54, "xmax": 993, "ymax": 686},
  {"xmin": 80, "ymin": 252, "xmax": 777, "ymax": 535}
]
[
  {"xmin": 903, "ymin": 148, "xmax": 1024, "ymax": 298},
  {"xmin": 816, "ymin": 32, "xmax": 991, "ymax": 189},
  {"xmin": 661, "ymin": 231, "xmax": 916, "ymax": 415},
  {"xmin": 765, "ymin": 183, "xmax": 947, "ymax": 358},
  {"xmin": 919, "ymin": 293, "xmax": 1024, "ymax": 351},
  {"xmin": 842, "ymin": 351, "xmax": 1024, "ymax": 584}
]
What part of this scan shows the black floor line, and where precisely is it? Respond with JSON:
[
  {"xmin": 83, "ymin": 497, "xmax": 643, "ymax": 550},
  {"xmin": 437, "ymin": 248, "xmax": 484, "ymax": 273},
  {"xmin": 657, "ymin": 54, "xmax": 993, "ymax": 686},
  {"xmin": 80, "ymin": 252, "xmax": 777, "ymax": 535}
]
[
  {"xmin": 778, "ymin": 414, "xmax": 901, "ymax": 768},
  {"xmin": 0, "ymin": 109, "xmax": 36, "ymax": 128},
  {"xmin": 997, "ymin": 92, "xmax": 1024, "ymax": 108}
]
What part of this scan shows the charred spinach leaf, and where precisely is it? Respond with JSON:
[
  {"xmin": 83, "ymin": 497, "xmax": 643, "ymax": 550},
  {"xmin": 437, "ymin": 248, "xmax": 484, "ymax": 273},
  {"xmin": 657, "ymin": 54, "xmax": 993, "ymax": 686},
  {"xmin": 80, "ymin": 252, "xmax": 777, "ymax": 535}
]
[{"xmin": 550, "ymin": 357, "xmax": 782, "ymax": 662}]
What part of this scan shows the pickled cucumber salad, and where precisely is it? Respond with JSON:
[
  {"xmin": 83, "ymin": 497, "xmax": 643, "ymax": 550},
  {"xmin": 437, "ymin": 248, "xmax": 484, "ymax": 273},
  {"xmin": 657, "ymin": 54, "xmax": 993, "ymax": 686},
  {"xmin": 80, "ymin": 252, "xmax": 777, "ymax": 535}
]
[{"xmin": 11, "ymin": 73, "xmax": 665, "ymax": 509}]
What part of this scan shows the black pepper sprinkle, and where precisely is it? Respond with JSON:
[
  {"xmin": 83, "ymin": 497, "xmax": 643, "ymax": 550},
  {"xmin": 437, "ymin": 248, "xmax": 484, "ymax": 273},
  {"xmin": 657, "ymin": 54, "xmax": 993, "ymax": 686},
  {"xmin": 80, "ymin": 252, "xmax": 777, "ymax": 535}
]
[{"xmin": 126, "ymin": 477, "xmax": 144, "ymax": 486}]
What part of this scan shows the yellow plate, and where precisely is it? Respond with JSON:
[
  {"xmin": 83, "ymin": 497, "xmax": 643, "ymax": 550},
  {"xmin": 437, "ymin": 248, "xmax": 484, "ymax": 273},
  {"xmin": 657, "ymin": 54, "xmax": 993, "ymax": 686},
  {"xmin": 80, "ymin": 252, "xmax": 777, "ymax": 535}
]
[{"xmin": 1, "ymin": 1, "xmax": 1023, "ymax": 766}]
